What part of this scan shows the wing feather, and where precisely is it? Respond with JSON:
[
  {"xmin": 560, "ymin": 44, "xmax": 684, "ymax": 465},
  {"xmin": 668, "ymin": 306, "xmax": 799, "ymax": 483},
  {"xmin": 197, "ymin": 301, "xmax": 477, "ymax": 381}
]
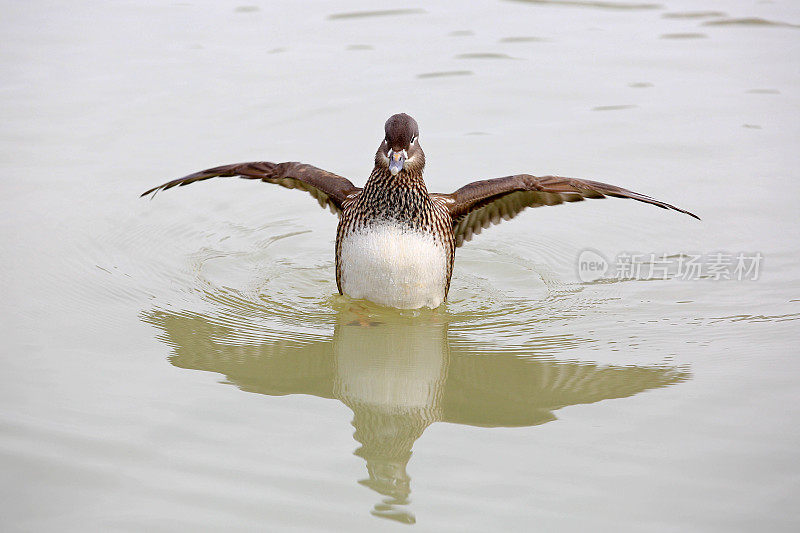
[
  {"xmin": 141, "ymin": 161, "xmax": 361, "ymax": 214},
  {"xmin": 435, "ymin": 175, "xmax": 699, "ymax": 247}
]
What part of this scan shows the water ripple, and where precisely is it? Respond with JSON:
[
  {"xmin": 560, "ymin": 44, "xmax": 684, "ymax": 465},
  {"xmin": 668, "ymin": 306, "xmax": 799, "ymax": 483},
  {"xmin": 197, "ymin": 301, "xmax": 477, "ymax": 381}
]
[
  {"xmin": 417, "ymin": 70, "xmax": 474, "ymax": 79},
  {"xmin": 505, "ymin": 0, "xmax": 661, "ymax": 10},
  {"xmin": 328, "ymin": 9, "xmax": 426, "ymax": 20},
  {"xmin": 662, "ymin": 11, "xmax": 725, "ymax": 19},
  {"xmin": 703, "ymin": 17, "xmax": 800, "ymax": 29}
]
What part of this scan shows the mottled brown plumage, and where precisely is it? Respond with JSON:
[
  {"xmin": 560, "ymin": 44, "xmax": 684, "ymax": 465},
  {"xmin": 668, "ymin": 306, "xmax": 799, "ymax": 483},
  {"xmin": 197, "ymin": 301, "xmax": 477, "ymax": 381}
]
[{"xmin": 142, "ymin": 113, "xmax": 699, "ymax": 308}]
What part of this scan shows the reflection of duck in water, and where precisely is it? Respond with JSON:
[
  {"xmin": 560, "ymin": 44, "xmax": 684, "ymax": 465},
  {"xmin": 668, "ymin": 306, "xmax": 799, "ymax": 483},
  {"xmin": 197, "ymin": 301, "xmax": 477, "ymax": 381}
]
[
  {"xmin": 144, "ymin": 306, "xmax": 689, "ymax": 524},
  {"xmin": 142, "ymin": 113, "xmax": 698, "ymax": 309}
]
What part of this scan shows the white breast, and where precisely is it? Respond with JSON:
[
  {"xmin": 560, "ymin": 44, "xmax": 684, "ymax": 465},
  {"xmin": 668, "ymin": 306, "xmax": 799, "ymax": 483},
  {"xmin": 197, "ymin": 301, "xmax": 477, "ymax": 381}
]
[{"xmin": 339, "ymin": 224, "xmax": 449, "ymax": 309}]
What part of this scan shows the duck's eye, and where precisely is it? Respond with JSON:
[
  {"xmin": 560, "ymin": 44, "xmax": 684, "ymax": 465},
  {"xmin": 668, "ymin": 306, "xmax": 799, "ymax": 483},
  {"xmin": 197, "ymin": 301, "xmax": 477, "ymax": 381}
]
[{"xmin": 410, "ymin": 136, "xmax": 417, "ymax": 145}]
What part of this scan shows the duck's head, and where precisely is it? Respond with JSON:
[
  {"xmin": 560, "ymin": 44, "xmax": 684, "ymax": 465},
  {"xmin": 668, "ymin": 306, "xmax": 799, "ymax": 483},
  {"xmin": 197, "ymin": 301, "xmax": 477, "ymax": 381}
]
[{"xmin": 376, "ymin": 113, "xmax": 425, "ymax": 176}]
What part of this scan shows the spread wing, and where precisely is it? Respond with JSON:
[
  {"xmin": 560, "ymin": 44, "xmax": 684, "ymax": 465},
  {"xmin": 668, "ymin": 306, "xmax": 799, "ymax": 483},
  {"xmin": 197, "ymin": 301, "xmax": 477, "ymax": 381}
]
[
  {"xmin": 141, "ymin": 161, "xmax": 361, "ymax": 214},
  {"xmin": 434, "ymin": 175, "xmax": 699, "ymax": 247}
]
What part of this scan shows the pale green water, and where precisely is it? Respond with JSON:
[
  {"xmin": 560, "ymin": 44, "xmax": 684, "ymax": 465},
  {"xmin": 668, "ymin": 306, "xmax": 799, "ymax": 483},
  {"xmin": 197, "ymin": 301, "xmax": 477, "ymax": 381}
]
[{"xmin": 2, "ymin": 0, "xmax": 799, "ymax": 531}]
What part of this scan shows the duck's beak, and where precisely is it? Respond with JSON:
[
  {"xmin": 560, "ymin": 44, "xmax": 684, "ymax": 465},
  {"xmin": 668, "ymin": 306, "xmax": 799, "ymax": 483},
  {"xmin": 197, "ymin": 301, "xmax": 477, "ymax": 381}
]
[{"xmin": 388, "ymin": 149, "xmax": 406, "ymax": 176}]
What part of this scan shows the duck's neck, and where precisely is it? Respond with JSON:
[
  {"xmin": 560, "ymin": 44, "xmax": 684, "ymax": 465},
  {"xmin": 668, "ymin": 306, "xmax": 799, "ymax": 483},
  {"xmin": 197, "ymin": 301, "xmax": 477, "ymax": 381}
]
[
  {"xmin": 357, "ymin": 167, "xmax": 433, "ymax": 227},
  {"xmin": 364, "ymin": 167, "xmax": 427, "ymax": 191}
]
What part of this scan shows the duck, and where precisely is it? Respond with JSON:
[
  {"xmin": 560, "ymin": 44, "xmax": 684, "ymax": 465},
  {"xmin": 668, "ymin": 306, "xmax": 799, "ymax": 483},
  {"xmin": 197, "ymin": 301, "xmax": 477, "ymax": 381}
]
[{"xmin": 141, "ymin": 113, "xmax": 698, "ymax": 309}]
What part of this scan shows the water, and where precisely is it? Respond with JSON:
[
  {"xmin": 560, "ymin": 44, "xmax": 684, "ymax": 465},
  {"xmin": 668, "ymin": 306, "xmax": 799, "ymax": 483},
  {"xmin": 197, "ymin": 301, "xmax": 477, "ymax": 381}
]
[{"xmin": 2, "ymin": 0, "xmax": 799, "ymax": 530}]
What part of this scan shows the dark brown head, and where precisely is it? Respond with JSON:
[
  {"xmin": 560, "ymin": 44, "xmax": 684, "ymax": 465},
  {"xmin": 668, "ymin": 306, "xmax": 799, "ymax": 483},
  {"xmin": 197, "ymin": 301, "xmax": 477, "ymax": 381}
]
[{"xmin": 375, "ymin": 113, "xmax": 425, "ymax": 176}]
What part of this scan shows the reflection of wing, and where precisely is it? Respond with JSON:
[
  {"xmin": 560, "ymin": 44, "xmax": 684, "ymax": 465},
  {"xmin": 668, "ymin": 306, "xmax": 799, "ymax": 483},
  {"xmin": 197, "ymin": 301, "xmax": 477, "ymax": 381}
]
[
  {"xmin": 145, "ymin": 310, "xmax": 335, "ymax": 400},
  {"xmin": 441, "ymin": 347, "xmax": 689, "ymax": 427},
  {"xmin": 144, "ymin": 309, "xmax": 689, "ymax": 428},
  {"xmin": 144, "ymin": 306, "xmax": 689, "ymax": 525}
]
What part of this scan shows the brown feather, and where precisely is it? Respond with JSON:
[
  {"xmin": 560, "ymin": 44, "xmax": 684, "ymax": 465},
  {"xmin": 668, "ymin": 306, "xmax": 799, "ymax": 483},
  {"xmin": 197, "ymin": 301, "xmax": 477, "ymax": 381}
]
[
  {"xmin": 433, "ymin": 174, "xmax": 699, "ymax": 247},
  {"xmin": 141, "ymin": 161, "xmax": 361, "ymax": 214}
]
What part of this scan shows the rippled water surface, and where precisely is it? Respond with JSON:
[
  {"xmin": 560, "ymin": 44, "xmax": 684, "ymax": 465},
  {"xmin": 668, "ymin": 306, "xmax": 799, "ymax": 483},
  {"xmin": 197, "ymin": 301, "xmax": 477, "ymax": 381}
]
[{"xmin": 2, "ymin": 0, "xmax": 799, "ymax": 531}]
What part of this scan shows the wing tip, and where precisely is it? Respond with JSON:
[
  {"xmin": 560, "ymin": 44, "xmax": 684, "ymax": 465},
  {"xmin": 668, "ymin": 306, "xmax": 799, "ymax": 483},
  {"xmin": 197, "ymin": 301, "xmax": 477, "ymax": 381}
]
[{"xmin": 666, "ymin": 203, "xmax": 700, "ymax": 220}]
